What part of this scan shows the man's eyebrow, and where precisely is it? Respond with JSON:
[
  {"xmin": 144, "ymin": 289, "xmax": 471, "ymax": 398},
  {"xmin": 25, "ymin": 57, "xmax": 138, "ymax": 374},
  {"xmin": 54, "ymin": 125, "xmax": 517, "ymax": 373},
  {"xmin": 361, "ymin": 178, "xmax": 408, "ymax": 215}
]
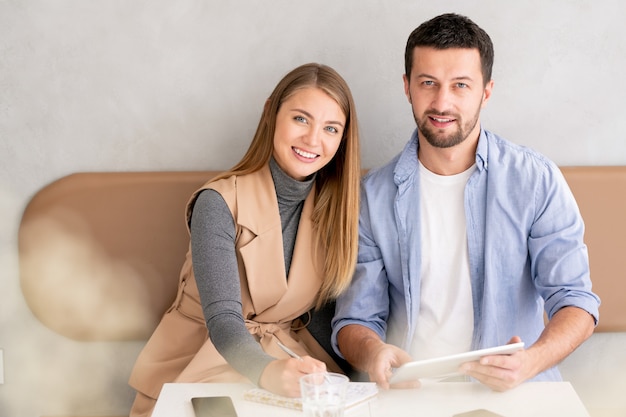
[
  {"xmin": 416, "ymin": 73, "xmax": 474, "ymax": 82},
  {"xmin": 291, "ymin": 108, "xmax": 345, "ymax": 127}
]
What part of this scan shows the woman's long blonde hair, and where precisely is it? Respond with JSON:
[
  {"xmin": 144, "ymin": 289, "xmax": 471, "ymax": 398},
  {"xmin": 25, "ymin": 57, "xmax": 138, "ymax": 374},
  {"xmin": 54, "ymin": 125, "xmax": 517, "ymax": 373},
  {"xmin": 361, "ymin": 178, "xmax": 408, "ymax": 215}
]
[{"xmin": 211, "ymin": 63, "xmax": 361, "ymax": 306}]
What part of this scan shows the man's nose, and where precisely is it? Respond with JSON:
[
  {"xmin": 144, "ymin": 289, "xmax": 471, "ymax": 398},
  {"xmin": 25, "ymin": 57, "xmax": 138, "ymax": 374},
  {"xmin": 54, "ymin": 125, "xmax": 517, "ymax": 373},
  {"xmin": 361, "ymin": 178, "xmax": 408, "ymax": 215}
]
[{"xmin": 431, "ymin": 88, "xmax": 452, "ymax": 111}]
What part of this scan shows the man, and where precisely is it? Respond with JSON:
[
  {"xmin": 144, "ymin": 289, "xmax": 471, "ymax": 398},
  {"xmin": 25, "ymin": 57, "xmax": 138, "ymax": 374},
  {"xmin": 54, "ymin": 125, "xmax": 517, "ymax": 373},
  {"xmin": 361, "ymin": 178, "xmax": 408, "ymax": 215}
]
[{"xmin": 331, "ymin": 13, "xmax": 600, "ymax": 392}]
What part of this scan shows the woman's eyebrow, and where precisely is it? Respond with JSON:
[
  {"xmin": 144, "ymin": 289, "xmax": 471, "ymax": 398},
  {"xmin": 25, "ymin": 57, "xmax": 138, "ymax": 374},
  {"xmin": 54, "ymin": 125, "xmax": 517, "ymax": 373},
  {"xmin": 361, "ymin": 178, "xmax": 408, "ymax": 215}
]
[{"xmin": 291, "ymin": 108, "xmax": 345, "ymax": 128}]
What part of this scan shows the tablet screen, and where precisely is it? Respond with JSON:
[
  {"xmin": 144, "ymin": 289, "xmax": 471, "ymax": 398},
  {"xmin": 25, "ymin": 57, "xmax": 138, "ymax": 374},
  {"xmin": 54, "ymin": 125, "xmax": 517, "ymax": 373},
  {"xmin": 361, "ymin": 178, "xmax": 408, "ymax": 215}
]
[{"xmin": 389, "ymin": 342, "xmax": 524, "ymax": 384}]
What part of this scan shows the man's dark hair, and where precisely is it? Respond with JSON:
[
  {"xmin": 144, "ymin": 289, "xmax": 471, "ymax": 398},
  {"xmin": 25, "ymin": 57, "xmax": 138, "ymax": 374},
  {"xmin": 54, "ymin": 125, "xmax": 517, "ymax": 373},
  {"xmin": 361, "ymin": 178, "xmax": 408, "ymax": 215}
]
[{"xmin": 404, "ymin": 13, "xmax": 494, "ymax": 85}]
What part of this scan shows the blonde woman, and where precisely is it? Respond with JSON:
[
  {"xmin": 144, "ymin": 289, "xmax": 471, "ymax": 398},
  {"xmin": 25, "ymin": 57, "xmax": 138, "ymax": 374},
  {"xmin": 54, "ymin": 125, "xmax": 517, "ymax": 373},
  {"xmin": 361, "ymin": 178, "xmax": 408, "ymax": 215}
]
[{"xmin": 128, "ymin": 63, "xmax": 361, "ymax": 416}]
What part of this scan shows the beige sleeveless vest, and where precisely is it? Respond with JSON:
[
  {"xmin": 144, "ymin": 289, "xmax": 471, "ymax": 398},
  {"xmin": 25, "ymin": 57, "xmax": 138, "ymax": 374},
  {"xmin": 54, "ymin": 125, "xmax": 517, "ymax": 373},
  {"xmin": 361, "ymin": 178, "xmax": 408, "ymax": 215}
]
[{"xmin": 129, "ymin": 165, "xmax": 341, "ymax": 399}]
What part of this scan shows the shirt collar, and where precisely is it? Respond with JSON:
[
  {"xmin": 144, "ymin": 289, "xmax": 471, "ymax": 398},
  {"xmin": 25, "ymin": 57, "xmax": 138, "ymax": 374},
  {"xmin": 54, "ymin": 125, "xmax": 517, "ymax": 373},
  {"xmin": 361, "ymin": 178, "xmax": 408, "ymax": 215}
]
[
  {"xmin": 393, "ymin": 129, "xmax": 420, "ymax": 186},
  {"xmin": 475, "ymin": 127, "xmax": 489, "ymax": 172},
  {"xmin": 394, "ymin": 126, "xmax": 489, "ymax": 185}
]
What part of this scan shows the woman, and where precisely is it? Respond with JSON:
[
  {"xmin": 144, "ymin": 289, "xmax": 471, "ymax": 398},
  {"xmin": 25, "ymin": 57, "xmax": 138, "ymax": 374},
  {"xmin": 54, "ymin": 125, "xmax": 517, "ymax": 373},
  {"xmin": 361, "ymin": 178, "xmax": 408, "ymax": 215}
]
[{"xmin": 128, "ymin": 62, "xmax": 361, "ymax": 416}]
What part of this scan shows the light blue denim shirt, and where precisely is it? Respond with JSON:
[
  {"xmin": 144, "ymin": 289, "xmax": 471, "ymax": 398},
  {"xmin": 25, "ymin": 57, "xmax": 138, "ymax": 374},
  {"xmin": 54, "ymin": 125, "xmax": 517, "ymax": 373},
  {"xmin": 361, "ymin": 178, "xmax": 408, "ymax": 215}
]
[{"xmin": 332, "ymin": 128, "xmax": 600, "ymax": 381}]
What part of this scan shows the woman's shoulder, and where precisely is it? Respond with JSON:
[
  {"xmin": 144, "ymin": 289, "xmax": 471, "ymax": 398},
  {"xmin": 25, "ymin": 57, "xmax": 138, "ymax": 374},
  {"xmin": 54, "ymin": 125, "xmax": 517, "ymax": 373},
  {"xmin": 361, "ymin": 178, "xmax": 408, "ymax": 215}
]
[
  {"xmin": 186, "ymin": 174, "xmax": 238, "ymax": 225},
  {"xmin": 206, "ymin": 173, "xmax": 237, "ymax": 194}
]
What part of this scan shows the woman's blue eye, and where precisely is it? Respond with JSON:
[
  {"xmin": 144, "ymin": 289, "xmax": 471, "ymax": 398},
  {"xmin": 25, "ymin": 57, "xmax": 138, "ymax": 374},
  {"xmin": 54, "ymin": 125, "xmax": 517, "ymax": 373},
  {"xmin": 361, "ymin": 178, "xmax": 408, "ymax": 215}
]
[
  {"xmin": 325, "ymin": 126, "xmax": 338, "ymax": 134},
  {"xmin": 294, "ymin": 116, "xmax": 307, "ymax": 123}
]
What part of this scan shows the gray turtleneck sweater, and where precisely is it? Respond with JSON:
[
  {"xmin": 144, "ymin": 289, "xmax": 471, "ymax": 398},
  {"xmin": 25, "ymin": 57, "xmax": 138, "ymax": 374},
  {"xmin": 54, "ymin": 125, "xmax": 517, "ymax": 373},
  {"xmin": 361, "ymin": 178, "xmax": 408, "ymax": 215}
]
[{"xmin": 190, "ymin": 159, "xmax": 345, "ymax": 385}]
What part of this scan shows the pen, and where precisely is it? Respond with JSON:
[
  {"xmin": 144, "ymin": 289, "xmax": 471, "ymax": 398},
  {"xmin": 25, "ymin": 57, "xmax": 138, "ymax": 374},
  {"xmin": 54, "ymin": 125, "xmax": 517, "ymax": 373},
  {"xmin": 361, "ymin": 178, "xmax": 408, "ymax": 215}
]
[
  {"xmin": 277, "ymin": 340, "xmax": 303, "ymax": 361},
  {"xmin": 278, "ymin": 342, "xmax": 333, "ymax": 383}
]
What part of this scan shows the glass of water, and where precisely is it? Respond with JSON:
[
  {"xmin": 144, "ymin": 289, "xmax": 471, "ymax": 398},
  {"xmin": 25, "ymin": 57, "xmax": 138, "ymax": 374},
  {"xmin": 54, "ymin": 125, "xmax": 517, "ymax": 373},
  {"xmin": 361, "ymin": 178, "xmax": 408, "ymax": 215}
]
[{"xmin": 300, "ymin": 372, "xmax": 349, "ymax": 417}]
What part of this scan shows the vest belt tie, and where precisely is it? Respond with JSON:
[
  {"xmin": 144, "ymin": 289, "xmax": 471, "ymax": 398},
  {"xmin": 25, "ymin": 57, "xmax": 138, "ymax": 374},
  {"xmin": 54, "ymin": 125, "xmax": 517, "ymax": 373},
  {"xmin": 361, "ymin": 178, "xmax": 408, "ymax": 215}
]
[{"xmin": 245, "ymin": 319, "xmax": 308, "ymax": 359}]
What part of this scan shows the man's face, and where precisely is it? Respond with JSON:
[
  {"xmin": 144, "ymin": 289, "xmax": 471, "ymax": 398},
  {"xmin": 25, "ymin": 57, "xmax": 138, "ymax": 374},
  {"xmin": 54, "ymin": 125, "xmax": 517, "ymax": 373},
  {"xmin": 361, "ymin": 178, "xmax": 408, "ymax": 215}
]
[{"xmin": 403, "ymin": 47, "xmax": 493, "ymax": 149}]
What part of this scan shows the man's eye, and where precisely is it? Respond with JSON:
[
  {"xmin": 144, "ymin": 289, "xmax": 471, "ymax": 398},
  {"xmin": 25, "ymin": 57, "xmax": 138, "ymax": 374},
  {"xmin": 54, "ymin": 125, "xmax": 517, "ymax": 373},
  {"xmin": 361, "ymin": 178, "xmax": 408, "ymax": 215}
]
[
  {"xmin": 456, "ymin": 82, "xmax": 468, "ymax": 88},
  {"xmin": 423, "ymin": 80, "xmax": 435, "ymax": 86}
]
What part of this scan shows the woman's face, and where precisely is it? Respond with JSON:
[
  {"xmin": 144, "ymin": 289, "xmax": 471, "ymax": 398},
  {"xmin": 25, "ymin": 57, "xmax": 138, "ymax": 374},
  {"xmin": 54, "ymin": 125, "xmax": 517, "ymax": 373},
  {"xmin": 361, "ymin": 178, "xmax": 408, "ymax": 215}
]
[{"xmin": 272, "ymin": 87, "xmax": 345, "ymax": 181}]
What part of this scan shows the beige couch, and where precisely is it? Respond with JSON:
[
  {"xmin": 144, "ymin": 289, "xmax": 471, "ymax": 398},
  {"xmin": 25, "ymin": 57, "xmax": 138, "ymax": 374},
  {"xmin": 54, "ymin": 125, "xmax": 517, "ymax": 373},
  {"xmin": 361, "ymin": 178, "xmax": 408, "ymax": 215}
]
[{"xmin": 18, "ymin": 167, "xmax": 626, "ymax": 416}]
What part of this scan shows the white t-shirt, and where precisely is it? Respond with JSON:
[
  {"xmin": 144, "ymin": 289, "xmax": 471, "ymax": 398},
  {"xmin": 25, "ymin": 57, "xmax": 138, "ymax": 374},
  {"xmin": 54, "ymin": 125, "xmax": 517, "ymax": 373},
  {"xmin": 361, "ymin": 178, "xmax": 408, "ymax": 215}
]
[{"xmin": 408, "ymin": 161, "xmax": 476, "ymax": 361}]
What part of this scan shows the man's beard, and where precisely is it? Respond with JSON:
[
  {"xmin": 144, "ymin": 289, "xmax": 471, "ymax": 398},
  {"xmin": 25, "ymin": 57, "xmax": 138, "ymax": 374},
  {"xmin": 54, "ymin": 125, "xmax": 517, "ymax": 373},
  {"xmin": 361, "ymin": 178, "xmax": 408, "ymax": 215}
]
[{"xmin": 414, "ymin": 106, "xmax": 481, "ymax": 149}]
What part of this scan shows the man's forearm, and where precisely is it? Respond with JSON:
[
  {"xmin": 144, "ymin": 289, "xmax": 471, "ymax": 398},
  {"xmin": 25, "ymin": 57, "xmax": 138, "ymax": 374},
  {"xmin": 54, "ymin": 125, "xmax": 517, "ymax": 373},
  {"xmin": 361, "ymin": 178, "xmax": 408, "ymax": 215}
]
[
  {"xmin": 337, "ymin": 324, "xmax": 385, "ymax": 372},
  {"xmin": 527, "ymin": 306, "xmax": 595, "ymax": 374}
]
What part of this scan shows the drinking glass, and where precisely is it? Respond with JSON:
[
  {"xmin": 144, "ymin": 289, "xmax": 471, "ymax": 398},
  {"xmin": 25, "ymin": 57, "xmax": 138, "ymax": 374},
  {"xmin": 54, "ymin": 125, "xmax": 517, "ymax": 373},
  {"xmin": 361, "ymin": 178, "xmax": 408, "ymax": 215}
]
[{"xmin": 300, "ymin": 372, "xmax": 349, "ymax": 417}]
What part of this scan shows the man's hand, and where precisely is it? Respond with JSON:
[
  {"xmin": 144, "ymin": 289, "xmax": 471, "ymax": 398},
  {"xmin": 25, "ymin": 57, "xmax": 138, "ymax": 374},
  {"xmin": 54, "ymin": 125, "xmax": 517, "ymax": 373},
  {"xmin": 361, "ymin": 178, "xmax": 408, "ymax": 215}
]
[
  {"xmin": 365, "ymin": 340, "xmax": 418, "ymax": 389},
  {"xmin": 337, "ymin": 324, "xmax": 418, "ymax": 390},
  {"xmin": 460, "ymin": 306, "xmax": 595, "ymax": 391},
  {"xmin": 459, "ymin": 336, "xmax": 532, "ymax": 391}
]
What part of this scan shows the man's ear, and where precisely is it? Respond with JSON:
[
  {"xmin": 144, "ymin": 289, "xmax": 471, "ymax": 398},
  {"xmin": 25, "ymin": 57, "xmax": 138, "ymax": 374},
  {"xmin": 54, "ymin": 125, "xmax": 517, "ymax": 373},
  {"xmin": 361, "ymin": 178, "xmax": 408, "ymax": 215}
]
[
  {"xmin": 402, "ymin": 74, "xmax": 411, "ymax": 103},
  {"xmin": 481, "ymin": 79, "xmax": 494, "ymax": 108}
]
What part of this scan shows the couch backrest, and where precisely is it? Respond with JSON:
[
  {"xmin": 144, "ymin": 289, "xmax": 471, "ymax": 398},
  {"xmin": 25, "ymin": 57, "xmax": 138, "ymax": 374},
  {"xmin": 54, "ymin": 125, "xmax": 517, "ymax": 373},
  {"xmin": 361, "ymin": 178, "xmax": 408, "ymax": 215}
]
[
  {"xmin": 18, "ymin": 171, "xmax": 217, "ymax": 341},
  {"xmin": 559, "ymin": 166, "xmax": 626, "ymax": 332},
  {"xmin": 17, "ymin": 167, "xmax": 626, "ymax": 341}
]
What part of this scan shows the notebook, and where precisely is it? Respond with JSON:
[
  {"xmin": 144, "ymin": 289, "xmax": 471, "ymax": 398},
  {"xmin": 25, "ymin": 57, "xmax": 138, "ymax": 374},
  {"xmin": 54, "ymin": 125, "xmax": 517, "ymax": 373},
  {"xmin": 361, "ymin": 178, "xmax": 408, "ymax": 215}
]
[{"xmin": 243, "ymin": 382, "xmax": 378, "ymax": 410}]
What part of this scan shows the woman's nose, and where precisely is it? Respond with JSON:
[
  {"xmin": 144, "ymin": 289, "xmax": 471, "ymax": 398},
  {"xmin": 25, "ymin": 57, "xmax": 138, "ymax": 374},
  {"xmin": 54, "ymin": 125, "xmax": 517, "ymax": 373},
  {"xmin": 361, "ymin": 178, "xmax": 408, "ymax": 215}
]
[{"xmin": 302, "ymin": 126, "xmax": 322, "ymax": 146}]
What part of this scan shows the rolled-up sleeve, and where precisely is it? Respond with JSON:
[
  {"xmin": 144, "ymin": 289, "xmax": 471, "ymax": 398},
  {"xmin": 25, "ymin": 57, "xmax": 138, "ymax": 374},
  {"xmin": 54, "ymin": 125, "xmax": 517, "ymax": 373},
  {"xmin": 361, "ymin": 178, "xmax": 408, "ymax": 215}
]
[{"xmin": 528, "ymin": 162, "xmax": 600, "ymax": 324}]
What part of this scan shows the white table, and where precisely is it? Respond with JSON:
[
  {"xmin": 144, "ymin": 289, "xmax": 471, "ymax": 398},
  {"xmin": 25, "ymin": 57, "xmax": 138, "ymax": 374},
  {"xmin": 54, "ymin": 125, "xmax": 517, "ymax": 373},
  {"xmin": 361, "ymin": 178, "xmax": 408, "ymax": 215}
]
[{"xmin": 152, "ymin": 381, "xmax": 591, "ymax": 417}]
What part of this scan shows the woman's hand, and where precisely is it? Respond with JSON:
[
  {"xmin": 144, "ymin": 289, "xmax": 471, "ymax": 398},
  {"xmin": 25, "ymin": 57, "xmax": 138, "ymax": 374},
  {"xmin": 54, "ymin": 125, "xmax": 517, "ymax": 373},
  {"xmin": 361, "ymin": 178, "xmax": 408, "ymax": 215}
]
[{"xmin": 258, "ymin": 356, "xmax": 327, "ymax": 397}]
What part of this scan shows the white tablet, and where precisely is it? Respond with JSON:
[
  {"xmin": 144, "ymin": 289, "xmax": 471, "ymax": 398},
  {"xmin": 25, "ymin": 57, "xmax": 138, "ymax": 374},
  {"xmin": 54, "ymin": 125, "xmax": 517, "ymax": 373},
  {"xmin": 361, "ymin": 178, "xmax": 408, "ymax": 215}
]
[{"xmin": 389, "ymin": 342, "xmax": 524, "ymax": 384}]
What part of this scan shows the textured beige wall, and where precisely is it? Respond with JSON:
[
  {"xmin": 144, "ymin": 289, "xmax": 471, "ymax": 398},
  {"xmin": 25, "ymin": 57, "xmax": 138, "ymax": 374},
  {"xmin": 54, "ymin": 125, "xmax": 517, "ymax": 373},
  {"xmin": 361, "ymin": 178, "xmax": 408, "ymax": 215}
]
[{"xmin": 1, "ymin": 1, "xmax": 625, "ymax": 416}]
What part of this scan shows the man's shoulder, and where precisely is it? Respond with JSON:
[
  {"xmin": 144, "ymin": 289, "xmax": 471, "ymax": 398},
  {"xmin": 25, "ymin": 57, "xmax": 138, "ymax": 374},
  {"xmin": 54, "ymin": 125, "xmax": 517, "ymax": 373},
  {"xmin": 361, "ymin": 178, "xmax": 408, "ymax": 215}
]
[
  {"xmin": 363, "ymin": 153, "xmax": 401, "ymax": 186},
  {"xmin": 483, "ymin": 129, "xmax": 557, "ymax": 173}
]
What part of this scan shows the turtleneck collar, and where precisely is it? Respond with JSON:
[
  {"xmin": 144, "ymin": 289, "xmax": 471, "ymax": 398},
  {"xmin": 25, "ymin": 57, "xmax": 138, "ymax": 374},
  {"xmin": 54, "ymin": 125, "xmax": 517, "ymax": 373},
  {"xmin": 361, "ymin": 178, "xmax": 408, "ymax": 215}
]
[{"xmin": 269, "ymin": 157, "xmax": 316, "ymax": 204}]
